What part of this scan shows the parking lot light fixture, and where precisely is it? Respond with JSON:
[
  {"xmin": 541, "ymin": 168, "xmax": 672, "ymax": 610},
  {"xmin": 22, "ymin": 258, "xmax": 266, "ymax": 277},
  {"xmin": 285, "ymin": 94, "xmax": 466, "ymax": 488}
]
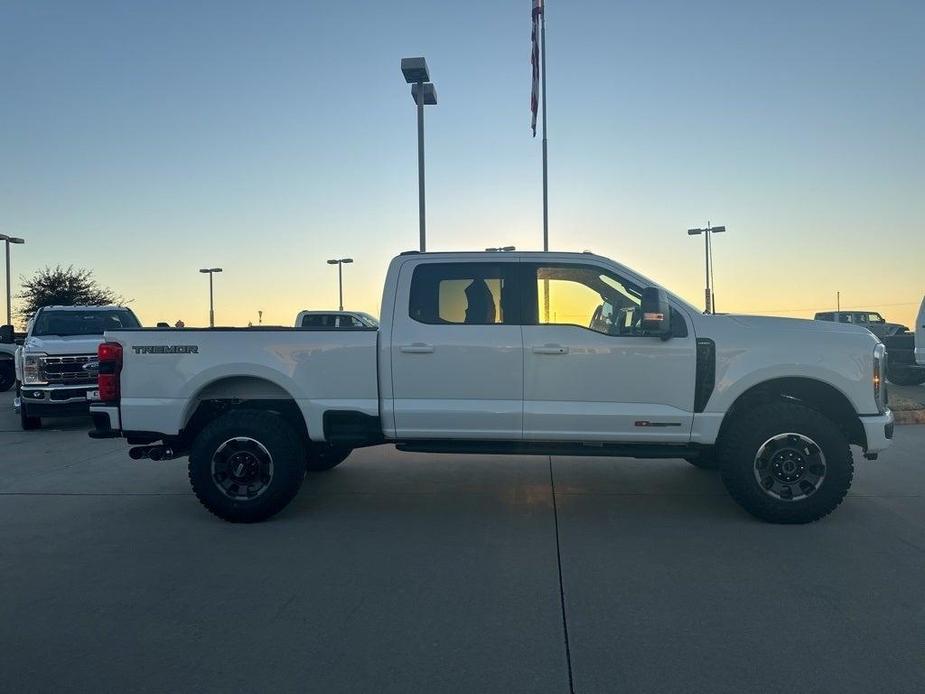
[
  {"xmin": 401, "ymin": 57, "xmax": 437, "ymax": 253},
  {"xmin": 327, "ymin": 258, "xmax": 354, "ymax": 311},
  {"xmin": 199, "ymin": 267, "xmax": 223, "ymax": 327},
  {"xmin": 0, "ymin": 234, "xmax": 25, "ymax": 326},
  {"xmin": 687, "ymin": 222, "xmax": 726, "ymax": 313}
]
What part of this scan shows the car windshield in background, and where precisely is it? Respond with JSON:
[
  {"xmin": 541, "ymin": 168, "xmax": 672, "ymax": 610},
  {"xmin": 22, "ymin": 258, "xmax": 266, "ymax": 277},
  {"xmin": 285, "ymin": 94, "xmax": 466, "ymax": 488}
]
[{"xmin": 33, "ymin": 310, "xmax": 140, "ymax": 336}]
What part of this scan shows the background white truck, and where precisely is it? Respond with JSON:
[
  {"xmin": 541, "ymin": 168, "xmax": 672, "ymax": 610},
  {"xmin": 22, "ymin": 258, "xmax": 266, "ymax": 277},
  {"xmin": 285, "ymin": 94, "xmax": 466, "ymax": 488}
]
[
  {"xmin": 90, "ymin": 251, "xmax": 893, "ymax": 524},
  {"xmin": 295, "ymin": 310, "xmax": 379, "ymax": 328},
  {"xmin": 0, "ymin": 325, "xmax": 18, "ymax": 392},
  {"xmin": 16, "ymin": 305, "xmax": 141, "ymax": 429}
]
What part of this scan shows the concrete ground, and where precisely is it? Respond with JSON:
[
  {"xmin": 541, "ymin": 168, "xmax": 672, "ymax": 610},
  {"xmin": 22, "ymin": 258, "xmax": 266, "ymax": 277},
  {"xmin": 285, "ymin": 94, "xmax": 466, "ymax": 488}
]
[
  {"xmin": 890, "ymin": 381, "xmax": 925, "ymax": 406},
  {"xmin": 1, "ymin": 390, "xmax": 923, "ymax": 694}
]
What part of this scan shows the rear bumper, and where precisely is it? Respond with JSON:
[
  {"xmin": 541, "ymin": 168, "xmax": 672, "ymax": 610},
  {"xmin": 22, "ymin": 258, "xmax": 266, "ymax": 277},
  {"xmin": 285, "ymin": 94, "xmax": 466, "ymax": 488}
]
[
  {"xmin": 860, "ymin": 409, "xmax": 894, "ymax": 454},
  {"xmin": 88, "ymin": 405, "xmax": 122, "ymax": 439}
]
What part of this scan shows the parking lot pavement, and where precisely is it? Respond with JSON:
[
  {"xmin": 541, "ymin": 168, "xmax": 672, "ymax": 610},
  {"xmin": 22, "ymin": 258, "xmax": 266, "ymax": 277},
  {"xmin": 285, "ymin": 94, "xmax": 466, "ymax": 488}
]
[
  {"xmin": 1, "ymin": 389, "xmax": 923, "ymax": 693},
  {"xmin": 890, "ymin": 381, "xmax": 925, "ymax": 406}
]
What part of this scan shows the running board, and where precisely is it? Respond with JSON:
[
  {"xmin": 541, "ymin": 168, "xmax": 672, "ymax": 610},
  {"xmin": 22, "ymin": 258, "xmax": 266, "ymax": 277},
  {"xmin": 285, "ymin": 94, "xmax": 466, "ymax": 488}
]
[{"xmin": 394, "ymin": 440, "xmax": 702, "ymax": 459}]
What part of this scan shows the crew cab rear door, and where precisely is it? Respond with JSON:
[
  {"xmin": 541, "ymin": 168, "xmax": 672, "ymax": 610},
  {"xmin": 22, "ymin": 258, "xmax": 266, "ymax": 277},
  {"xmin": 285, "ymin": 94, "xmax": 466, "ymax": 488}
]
[
  {"xmin": 520, "ymin": 261, "xmax": 696, "ymax": 442},
  {"xmin": 389, "ymin": 259, "xmax": 523, "ymax": 439}
]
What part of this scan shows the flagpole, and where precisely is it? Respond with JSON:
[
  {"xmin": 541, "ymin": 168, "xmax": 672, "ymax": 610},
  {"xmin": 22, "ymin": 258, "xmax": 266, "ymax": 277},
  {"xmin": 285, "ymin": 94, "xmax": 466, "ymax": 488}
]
[{"xmin": 540, "ymin": 2, "xmax": 548, "ymax": 252}]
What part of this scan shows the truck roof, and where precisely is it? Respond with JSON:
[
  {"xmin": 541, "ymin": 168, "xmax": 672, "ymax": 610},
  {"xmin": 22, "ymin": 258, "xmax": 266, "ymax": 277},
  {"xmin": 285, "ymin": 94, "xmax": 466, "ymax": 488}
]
[
  {"xmin": 38, "ymin": 305, "xmax": 134, "ymax": 312},
  {"xmin": 399, "ymin": 249, "xmax": 602, "ymax": 258}
]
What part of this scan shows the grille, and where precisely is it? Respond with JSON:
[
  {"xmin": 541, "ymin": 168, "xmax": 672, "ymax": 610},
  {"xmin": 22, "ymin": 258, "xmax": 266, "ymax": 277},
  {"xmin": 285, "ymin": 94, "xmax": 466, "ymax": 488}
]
[{"xmin": 41, "ymin": 354, "xmax": 97, "ymax": 385}]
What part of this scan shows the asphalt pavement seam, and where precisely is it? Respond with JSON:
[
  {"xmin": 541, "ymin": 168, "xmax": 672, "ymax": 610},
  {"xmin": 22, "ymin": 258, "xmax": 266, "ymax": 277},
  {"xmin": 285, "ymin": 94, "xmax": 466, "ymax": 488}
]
[{"xmin": 548, "ymin": 456, "xmax": 575, "ymax": 694}]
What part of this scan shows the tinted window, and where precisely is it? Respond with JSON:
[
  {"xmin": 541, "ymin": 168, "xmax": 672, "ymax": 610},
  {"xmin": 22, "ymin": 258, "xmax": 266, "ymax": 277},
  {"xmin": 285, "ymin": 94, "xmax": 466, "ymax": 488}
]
[
  {"xmin": 301, "ymin": 315, "xmax": 337, "ymax": 328},
  {"xmin": 530, "ymin": 264, "xmax": 643, "ymax": 336},
  {"xmin": 33, "ymin": 309, "xmax": 140, "ymax": 336},
  {"xmin": 409, "ymin": 263, "xmax": 518, "ymax": 325}
]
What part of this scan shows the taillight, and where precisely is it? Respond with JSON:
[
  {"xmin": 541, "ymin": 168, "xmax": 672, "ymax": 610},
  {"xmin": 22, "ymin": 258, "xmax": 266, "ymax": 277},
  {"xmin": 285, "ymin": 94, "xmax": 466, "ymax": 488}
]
[{"xmin": 98, "ymin": 342, "xmax": 123, "ymax": 403}]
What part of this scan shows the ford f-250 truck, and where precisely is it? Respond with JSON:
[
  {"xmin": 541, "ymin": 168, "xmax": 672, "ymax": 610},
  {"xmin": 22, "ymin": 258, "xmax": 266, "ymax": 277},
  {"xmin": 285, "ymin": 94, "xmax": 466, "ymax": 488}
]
[
  {"xmin": 89, "ymin": 251, "xmax": 893, "ymax": 524},
  {"xmin": 16, "ymin": 305, "xmax": 141, "ymax": 429}
]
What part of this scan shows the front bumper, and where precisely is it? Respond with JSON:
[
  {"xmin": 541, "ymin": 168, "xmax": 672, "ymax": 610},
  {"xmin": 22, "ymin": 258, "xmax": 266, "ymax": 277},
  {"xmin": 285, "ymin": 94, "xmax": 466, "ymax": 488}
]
[
  {"xmin": 19, "ymin": 385, "xmax": 95, "ymax": 418},
  {"xmin": 860, "ymin": 409, "xmax": 894, "ymax": 454}
]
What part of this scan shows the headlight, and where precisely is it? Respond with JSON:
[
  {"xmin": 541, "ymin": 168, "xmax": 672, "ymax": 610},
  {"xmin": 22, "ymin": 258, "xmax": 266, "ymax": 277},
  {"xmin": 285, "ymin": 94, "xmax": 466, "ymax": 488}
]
[
  {"xmin": 873, "ymin": 344, "xmax": 887, "ymax": 413},
  {"xmin": 22, "ymin": 353, "xmax": 47, "ymax": 385}
]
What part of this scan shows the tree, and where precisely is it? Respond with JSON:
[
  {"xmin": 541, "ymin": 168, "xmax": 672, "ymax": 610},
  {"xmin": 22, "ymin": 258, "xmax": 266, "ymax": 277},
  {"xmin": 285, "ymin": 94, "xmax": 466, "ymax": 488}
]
[{"xmin": 17, "ymin": 265, "xmax": 128, "ymax": 320}]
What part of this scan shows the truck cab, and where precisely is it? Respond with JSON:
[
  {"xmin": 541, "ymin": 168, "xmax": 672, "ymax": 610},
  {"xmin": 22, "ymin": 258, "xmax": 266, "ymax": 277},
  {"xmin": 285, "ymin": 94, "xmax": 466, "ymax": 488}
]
[{"xmin": 16, "ymin": 305, "xmax": 141, "ymax": 429}]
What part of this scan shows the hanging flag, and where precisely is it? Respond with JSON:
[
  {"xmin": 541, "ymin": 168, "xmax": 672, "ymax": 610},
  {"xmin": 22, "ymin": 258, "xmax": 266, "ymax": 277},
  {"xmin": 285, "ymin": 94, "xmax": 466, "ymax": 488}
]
[{"xmin": 531, "ymin": 0, "xmax": 543, "ymax": 136}]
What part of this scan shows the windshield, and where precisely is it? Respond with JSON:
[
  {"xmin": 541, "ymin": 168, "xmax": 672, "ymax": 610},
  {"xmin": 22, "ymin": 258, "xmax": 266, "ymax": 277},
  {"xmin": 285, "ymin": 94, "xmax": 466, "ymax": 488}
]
[
  {"xmin": 356, "ymin": 312, "xmax": 379, "ymax": 327},
  {"xmin": 32, "ymin": 309, "xmax": 140, "ymax": 336}
]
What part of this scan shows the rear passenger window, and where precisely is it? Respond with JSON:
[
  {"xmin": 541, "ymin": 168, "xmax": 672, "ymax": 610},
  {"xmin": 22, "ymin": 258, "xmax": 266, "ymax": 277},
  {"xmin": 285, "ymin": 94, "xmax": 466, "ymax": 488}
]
[{"xmin": 409, "ymin": 263, "xmax": 518, "ymax": 325}]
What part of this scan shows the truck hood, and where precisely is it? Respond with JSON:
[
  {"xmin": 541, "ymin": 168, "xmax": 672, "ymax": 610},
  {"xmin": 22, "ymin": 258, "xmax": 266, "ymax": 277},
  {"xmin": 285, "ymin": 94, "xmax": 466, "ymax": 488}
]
[
  {"xmin": 23, "ymin": 334, "xmax": 104, "ymax": 355},
  {"xmin": 720, "ymin": 314, "xmax": 873, "ymax": 336}
]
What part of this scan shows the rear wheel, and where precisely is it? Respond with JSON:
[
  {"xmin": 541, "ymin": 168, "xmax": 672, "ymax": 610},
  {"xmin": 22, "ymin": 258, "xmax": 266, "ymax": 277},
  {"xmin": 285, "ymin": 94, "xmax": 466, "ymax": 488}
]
[
  {"xmin": 306, "ymin": 445, "xmax": 352, "ymax": 472},
  {"xmin": 718, "ymin": 402, "xmax": 853, "ymax": 524},
  {"xmin": 188, "ymin": 410, "xmax": 306, "ymax": 523}
]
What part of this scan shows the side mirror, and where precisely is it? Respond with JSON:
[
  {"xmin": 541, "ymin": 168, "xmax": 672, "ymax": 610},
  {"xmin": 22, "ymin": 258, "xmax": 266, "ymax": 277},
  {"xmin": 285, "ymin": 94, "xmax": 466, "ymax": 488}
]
[
  {"xmin": 0, "ymin": 325, "xmax": 13, "ymax": 344},
  {"xmin": 641, "ymin": 287, "xmax": 671, "ymax": 340}
]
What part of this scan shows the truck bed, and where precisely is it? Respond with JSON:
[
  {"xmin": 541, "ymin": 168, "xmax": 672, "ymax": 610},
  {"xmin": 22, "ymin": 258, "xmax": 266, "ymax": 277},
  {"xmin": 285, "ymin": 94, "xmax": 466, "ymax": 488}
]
[{"xmin": 107, "ymin": 327, "xmax": 379, "ymax": 441}]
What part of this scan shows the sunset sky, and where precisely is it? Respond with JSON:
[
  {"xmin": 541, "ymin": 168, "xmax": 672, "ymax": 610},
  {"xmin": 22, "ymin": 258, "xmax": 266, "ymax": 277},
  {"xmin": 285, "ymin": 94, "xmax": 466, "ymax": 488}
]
[{"xmin": 2, "ymin": 0, "xmax": 923, "ymax": 330}]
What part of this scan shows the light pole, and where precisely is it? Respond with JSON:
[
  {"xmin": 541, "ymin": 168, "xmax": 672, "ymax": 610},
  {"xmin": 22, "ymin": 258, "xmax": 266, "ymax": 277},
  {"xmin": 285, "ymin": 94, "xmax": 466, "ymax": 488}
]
[
  {"xmin": 327, "ymin": 258, "xmax": 353, "ymax": 311},
  {"xmin": 199, "ymin": 268, "xmax": 222, "ymax": 327},
  {"xmin": 0, "ymin": 234, "xmax": 25, "ymax": 326},
  {"xmin": 687, "ymin": 222, "xmax": 726, "ymax": 313},
  {"xmin": 401, "ymin": 57, "xmax": 437, "ymax": 252}
]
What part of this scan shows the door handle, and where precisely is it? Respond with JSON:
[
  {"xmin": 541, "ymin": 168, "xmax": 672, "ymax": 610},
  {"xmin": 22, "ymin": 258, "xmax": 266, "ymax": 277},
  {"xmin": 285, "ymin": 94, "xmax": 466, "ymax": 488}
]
[
  {"xmin": 400, "ymin": 343, "xmax": 435, "ymax": 354},
  {"xmin": 532, "ymin": 344, "xmax": 569, "ymax": 355}
]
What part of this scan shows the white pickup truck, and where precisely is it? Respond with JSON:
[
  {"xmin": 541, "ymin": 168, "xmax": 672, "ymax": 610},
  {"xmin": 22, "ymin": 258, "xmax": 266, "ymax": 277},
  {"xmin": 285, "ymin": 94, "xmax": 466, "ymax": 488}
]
[
  {"xmin": 17, "ymin": 305, "xmax": 141, "ymax": 429},
  {"xmin": 89, "ymin": 251, "xmax": 893, "ymax": 524}
]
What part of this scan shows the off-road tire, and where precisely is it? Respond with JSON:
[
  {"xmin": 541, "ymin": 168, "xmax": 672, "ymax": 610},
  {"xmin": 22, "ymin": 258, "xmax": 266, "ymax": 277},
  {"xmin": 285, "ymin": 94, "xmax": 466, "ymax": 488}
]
[
  {"xmin": 718, "ymin": 402, "xmax": 853, "ymax": 524},
  {"xmin": 306, "ymin": 445, "xmax": 352, "ymax": 472},
  {"xmin": 188, "ymin": 410, "xmax": 306, "ymax": 523},
  {"xmin": 20, "ymin": 403, "xmax": 41, "ymax": 430}
]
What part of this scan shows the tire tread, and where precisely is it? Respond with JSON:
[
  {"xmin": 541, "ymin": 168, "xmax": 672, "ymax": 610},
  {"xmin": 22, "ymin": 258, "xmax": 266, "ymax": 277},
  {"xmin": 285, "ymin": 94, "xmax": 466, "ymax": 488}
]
[{"xmin": 718, "ymin": 402, "xmax": 853, "ymax": 524}]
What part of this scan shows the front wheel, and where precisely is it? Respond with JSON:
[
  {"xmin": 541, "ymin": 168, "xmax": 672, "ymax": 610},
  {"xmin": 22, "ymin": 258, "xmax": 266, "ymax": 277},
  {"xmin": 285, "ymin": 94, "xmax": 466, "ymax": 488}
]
[
  {"xmin": 20, "ymin": 403, "xmax": 41, "ymax": 430},
  {"xmin": 718, "ymin": 402, "xmax": 853, "ymax": 524},
  {"xmin": 188, "ymin": 410, "xmax": 306, "ymax": 523}
]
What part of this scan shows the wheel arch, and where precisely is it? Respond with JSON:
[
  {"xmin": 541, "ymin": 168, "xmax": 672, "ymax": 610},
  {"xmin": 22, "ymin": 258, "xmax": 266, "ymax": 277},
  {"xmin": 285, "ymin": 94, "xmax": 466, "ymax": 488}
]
[
  {"xmin": 717, "ymin": 377, "xmax": 865, "ymax": 449},
  {"xmin": 178, "ymin": 376, "xmax": 310, "ymax": 448}
]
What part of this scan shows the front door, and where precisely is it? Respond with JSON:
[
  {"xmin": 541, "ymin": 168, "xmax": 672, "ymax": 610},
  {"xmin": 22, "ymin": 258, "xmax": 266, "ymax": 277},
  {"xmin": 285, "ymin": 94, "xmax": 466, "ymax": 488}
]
[
  {"xmin": 390, "ymin": 260, "xmax": 523, "ymax": 439},
  {"xmin": 521, "ymin": 262, "xmax": 696, "ymax": 442}
]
